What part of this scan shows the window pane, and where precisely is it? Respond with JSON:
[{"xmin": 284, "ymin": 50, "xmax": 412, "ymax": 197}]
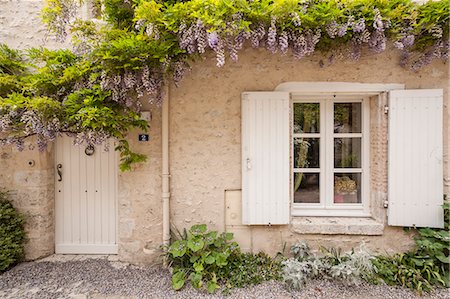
[
  {"xmin": 334, "ymin": 173, "xmax": 361, "ymax": 203},
  {"xmin": 334, "ymin": 138, "xmax": 361, "ymax": 168},
  {"xmin": 294, "ymin": 173, "xmax": 320, "ymax": 203},
  {"xmin": 334, "ymin": 103, "xmax": 361, "ymax": 133},
  {"xmin": 294, "ymin": 138, "xmax": 319, "ymax": 168},
  {"xmin": 293, "ymin": 103, "xmax": 320, "ymax": 133}
]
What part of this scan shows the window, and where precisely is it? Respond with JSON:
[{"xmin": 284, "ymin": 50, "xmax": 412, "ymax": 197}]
[
  {"xmin": 242, "ymin": 83, "xmax": 444, "ymax": 228},
  {"xmin": 292, "ymin": 96, "xmax": 370, "ymax": 217}
]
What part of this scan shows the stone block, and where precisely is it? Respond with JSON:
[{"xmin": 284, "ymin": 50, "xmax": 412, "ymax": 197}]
[
  {"xmin": 226, "ymin": 226, "xmax": 252, "ymax": 252},
  {"xmin": 119, "ymin": 219, "xmax": 135, "ymax": 239}
]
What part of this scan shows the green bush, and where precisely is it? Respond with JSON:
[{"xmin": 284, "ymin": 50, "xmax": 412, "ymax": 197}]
[
  {"xmin": 167, "ymin": 224, "xmax": 282, "ymax": 293},
  {"xmin": 373, "ymin": 202, "xmax": 450, "ymax": 293},
  {"xmin": 0, "ymin": 191, "xmax": 26, "ymax": 272},
  {"xmin": 220, "ymin": 252, "xmax": 282, "ymax": 293}
]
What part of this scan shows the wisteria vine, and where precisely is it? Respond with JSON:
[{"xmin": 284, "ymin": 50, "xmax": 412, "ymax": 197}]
[{"xmin": 1, "ymin": 0, "xmax": 448, "ymax": 170}]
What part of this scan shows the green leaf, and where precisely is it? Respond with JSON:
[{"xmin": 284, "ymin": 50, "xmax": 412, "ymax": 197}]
[
  {"xmin": 189, "ymin": 272, "xmax": 203, "ymax": 289},
  {"xmin": 204, "ymin": 254, "xmax": 215, "ymax": 265},
  {"xmin": 224, "ymin": 232, "xmax": 234, "ymax": 241},
  {"xmin": 187, "ymin": 237, "xmax": 204, "ymax": 252},
  {"xmin": 190, "ymin": 224, "xmax": 207, "ymax": 235},
  {"xmin": 168, "ymin": 240, "xmax": 187, "ymax": 257},
  {"xmin": 436, "ymin": 254, "xmax": 450, "ymax": 264},
  {"xmin": 215, "ymin": 252, "xmax": 228, "ymax": 267},
  {"xmin": 193, "ymin": 261, "xmax": 204, "ymax": 272},
  {"xmin": 206, "ymin": 280, "xmax": 219, "ymax": 293},
  {"xmin": 189, "ymin": 255, "xmax": 199, "ymax": 263},
  {"xmin": 172, "ymin": 269, "xmax": 186, "ymax": 291}
]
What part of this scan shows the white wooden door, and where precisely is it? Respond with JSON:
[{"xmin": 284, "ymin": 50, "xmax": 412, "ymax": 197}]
[{"xmin": 55, "ymin": 136, "xmax": 118, "ymax": 254}]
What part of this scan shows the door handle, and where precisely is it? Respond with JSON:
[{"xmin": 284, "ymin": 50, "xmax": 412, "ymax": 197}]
[
  {"xmin": 57, "ymin": 164, "xmax": 62, "ymax": 181},
  {"xmin": 246, "ymin": 158, "xmax": 252, "ymax": 170}
]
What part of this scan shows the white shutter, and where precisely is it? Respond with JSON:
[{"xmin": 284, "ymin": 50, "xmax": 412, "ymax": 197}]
[
  {"xmin": 242, "ymin": 92, "xmax": 290, "ymax": 225},
  {"xmin": 388, "ymin": 89, "xmax": 444, "ymax": 228}
]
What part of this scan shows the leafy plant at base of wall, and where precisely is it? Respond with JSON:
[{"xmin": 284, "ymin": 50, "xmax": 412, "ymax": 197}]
[
  {"xmin": 167, "ymin": 224, "xmax": 283, "ymax": 293},
  {"xmin": 0, "ymin": 191, "xmax": 26, "ymax": 272},
  {"xmin": 219, "ymin": 252, "xmax": 282, "ymax": 293},
  {"xmin": 282, "ymin": 241, "xmax": 375, "ymax": 289},
  {"xmin": 372, "ymin": 202, "xmax": 450, "ymax": 293},
  {"xmin": 167, "ymin": 224, "xmax": 240, "ymax": 293}
]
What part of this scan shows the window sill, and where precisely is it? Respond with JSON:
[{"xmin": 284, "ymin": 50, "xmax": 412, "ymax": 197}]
[{"xmin": 291, "ymin": 217, "xmax": 384, "ymax": 235}]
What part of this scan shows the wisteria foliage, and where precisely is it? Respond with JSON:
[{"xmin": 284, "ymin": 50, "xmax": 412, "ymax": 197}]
[{"xmin": 1, "ymin": 0, "xmax": 449, "ymax": 169}]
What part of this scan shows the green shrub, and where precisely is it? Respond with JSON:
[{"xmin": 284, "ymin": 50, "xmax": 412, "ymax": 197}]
[
  {"xmin": 220, "ymin": 252, "xmax": 282, "ymax": 293},
  {"xmin": 167, "ymin": 224, "xmax": 282, "ymax": 293},
  {"xmin": 0, "ymin": 191, "xmax": 26, "ymax": 272},
  {"xmin": 372, "ymin": 202, "xmax": 450, "ymax": 293}
]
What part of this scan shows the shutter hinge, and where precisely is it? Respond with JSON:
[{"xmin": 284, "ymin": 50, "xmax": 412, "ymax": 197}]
[
  {"xmin": 383, "ymin": 200, "xmax": 389, "ymax": 208},
  {"xmin": 384, "ymin": 105, "xmax": 389, "ymax": 114}
]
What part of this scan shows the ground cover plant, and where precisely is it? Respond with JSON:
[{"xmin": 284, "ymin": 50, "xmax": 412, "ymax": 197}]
[
  {"xmin": 282, "ymin": 203, "xmax": 450, "ymax": 294},
  {"xmin": 0, "ymin": 190, "xmax": 26, "ymax": 272},
  {"xmin": 167, "ymin": 224, "xmax": 282, "ymax": 293},
  {"xmin": 372, "ymin": 202, "xmax": 450, "ymax": 293},
  {"xmin": 0, "ymin": 0, "xmax": 448, "ymax": 169},
  {"xmin": 282, "ymin": 241, "xmax": 375, "ymax": 289}
]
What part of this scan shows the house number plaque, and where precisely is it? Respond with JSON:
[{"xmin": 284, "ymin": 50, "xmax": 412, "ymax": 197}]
[{"xmin": 138, "ymin": 134, "xmax": 150, "ymax": 142}]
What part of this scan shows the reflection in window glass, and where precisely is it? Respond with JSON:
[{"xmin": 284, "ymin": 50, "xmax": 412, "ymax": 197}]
[
  {"xmin": 334, "ymin": 138, "xmax": 361, "ymax": 168},
  {"xmin": 294, "ymin": 103, "xmax": 320, "ymax": 133},
  {"xmin": 294, "ymin": 173, "xmax": 320, "ymax": 203},
  {"xmin": 334, "ymin": 173, "xmax": 361, "ymax": 204},
  {"xmin": 294, "ymin": 138, "xmax": 319, "ymax": 168},
  {"xmin": 334, "ymin": 103, "xmax": 361, "ymax": 133}
]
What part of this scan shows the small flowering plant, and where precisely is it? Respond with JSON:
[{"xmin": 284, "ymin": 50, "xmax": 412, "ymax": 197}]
[{"xmin": 167, "ymin": 224, "xmax": 240, "ymax": 293}]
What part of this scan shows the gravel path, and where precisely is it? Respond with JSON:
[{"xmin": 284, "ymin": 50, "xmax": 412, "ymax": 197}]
[{"xmin": 0, "ymin": 256, "xmax": 448, "ymax": 299}]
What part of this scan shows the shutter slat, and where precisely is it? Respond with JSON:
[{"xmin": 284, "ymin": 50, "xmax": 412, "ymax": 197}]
[
  {"xmin": 388, "ymin": 89, "xmax": 444, "ymax": 228},
  {"xmin": 242, "ymin": 92, "xmax": 290, "ymax": 225}
]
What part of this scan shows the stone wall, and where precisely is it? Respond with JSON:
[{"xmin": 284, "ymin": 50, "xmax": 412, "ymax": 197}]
[
  {"xmin": 1, "ymin": 0, "xmax": 449, "ymax": 263},
  {"xmin": 117, "ymin": 103, "xmax": 163, "ymax": 264},
  {"xmin": 168, "ymin": 47, "xmax": 449, "ymax": 255},
  {"xmin": 0, "ymin": 0, "xmax": 62, "ymax": 50},
  {"xmin": 0, "ymin": 139, "xmax": 55, "ymax": 260}
]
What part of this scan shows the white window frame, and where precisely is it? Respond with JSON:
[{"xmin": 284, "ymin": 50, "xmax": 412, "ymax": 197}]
[
  {"xmin": 292, "ymin": 95, "xmax": 370, "ymax": 217},
  {"xmin": 275, "ymin": 82, "xmax": 406, "ymax": 219}
]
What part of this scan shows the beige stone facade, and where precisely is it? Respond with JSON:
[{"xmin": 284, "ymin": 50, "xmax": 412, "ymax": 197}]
[
  {"xmin": 1, "ymin": 1, "xmax": 448, "ymax": 264},
  {"xmin": 168, "ymin": 49, "xmax": 449, "ymax": 256}
]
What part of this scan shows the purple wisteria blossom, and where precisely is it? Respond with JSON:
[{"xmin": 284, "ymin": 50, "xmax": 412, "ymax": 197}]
[{"xmin": 267, "ymin": 17, "xmax": 278, "ymax": 53}]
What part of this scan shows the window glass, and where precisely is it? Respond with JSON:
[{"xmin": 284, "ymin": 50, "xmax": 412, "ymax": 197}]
[
  {"xmin": 334, "ymin": 138, "xmax": 361, "ymax": 168},
  {"xmin": 294, "ymin": 173, "xmax": 320, "ymax": 203},
  {"xmin": 334, "ymin": 103, "xmax": 361, "ymax": 133},
  {"xmin": 294, "ymin": 138, "xmax": 319, "ymax": 168},
  {"xmin": 333, "ymin": 173, "xmax": 361, "ymax": 204},
  {"xmin": 294, "ymin": 103, "xmax": 320, "ymax": 133}
]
